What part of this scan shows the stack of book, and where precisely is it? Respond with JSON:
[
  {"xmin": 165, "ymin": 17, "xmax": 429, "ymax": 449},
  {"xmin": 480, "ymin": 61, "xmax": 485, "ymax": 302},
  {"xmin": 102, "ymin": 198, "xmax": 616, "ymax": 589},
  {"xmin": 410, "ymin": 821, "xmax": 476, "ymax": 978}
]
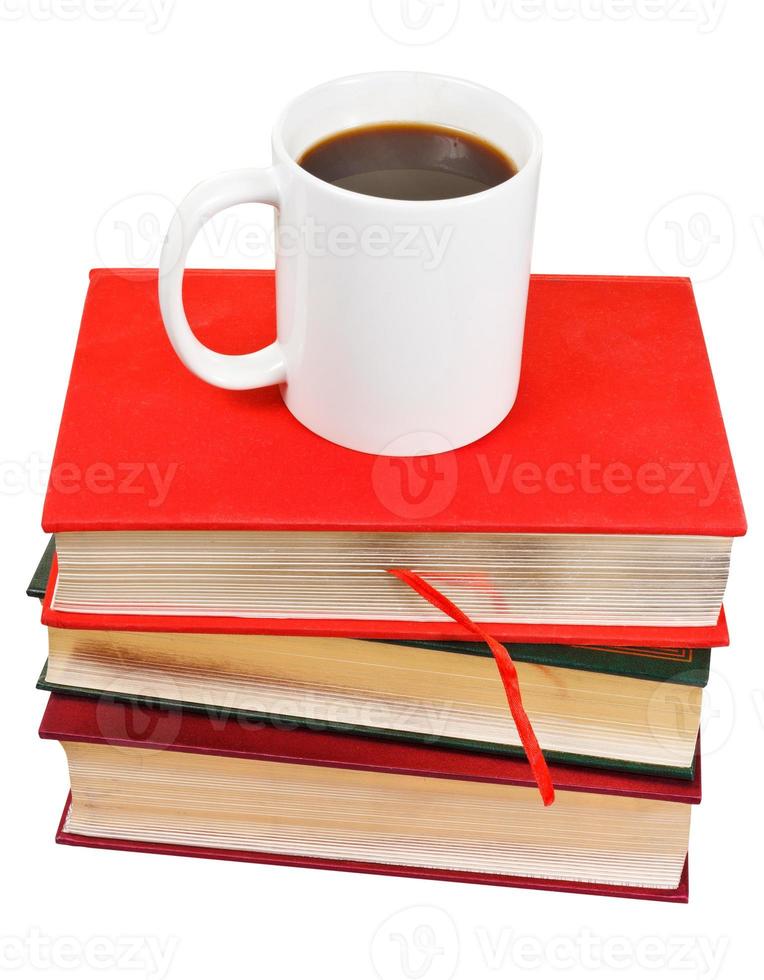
[{"xmin": 31, "ymin": 269, "xmax": 745, "ymax": 901}]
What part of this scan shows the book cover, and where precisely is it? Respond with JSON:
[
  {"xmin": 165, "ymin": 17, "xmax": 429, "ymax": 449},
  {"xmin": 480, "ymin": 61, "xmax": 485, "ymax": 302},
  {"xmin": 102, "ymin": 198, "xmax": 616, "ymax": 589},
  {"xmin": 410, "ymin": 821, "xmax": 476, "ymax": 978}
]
[{"xmin": 43, "ymin": 270, "xmax": 745, "ymax": 538}]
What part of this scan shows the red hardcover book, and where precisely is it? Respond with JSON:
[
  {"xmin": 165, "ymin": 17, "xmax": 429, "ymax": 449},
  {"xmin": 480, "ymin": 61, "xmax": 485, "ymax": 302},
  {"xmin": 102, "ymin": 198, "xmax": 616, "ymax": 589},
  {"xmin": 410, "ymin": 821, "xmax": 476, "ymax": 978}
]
[
  {"xmin": 43, "ymin": 270, "xmax": 744, "ymax": 537},
  {"xmin": 44, "ymin": 270, "xmax": 745, "ymax": 645},
  {"xmin": 41, "ymin": 269, "xmax": 742, "ymax": 640},
  {"xmin": 53, "ymin": 799, "xmax": 689, "ymax": 903},
  {"xmin": 41, "ymin": 694, "xmax": 699, "ymax": 901}
]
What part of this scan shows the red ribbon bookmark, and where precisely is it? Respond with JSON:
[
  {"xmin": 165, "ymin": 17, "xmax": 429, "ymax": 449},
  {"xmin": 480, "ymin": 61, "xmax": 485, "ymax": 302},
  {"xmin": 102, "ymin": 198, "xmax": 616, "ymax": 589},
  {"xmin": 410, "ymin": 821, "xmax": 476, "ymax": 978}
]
[{"xmin": 387, "ymin": 568, "xmax": 555, "ymax": 806}]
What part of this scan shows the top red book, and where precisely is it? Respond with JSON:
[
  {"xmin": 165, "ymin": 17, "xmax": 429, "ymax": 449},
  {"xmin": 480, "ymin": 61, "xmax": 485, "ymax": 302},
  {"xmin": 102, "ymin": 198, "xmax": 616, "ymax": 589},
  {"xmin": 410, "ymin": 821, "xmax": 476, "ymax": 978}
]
[
  {"xmin": 41, "ymin": 270, "xmax": 744, "ymax": 629},
  {"xmin": 44, "ymin": 269, "xmax": 744, "ymax": 537}
]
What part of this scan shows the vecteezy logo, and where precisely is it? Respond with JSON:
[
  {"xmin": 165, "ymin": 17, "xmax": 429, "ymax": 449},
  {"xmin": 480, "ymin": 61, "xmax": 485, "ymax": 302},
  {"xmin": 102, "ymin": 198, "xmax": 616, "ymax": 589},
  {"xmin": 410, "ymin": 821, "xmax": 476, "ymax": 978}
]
[
  {"xmin": 697, "ymin": 667, "xmax": 736, "ymax": 756},
  {"xmin": 645, "ymin": 666, "xmax": 735, "ymax": 759},
  {"xmin": 646, "ymin": 193, "xmax": 735, "ymax": 282},
  {"xmin": 370, "ymin": 906, "xmax": 459, "ymax": 980},
  {"xmin": 369, "ymin": 0, "xmax": 459, "ymax": 45},
  {"xmin": 371, "ymin": 433, "xmax": 458, "ymax": 519},
  {"xmin": 645, "ymin": 678, "xmax": 702, "ymax": 758},
  {"xmin": 94, "ymin": 680, "xmax": 183, "ymax": 754},
  {"xmin": 95, "ymin": 192, "xmax": 179, "ymax": 274}
]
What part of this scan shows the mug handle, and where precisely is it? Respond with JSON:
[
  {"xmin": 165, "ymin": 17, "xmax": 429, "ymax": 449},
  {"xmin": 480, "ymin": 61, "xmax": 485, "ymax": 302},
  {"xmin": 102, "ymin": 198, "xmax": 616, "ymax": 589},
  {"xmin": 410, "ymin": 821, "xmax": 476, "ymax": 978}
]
[{"xmin": 158, "ymin": 168, "xmax": 287, "ymax": 390}]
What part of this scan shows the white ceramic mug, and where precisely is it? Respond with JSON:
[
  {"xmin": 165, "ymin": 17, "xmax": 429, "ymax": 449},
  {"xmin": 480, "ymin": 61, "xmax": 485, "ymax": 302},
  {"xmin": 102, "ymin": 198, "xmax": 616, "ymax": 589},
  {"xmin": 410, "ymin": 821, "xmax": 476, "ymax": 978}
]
[{"xmin": 158, "ymin": 72, "xmax": 542, "ymax": 456}]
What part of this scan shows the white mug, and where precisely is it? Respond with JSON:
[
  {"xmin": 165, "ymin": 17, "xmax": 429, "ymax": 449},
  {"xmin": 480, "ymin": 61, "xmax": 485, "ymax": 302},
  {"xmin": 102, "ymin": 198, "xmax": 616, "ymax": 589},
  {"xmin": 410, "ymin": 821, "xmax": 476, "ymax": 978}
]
[{"xmin": 158, "ymin": 72, "xmax": 542, "ymax": 456}]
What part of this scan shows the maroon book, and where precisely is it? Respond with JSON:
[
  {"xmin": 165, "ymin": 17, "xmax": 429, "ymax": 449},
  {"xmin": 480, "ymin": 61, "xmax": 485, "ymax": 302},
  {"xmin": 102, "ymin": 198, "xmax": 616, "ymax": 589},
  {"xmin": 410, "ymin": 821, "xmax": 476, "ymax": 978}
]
[{"xmin": 41, "ymin": 694, "xmax": 699, "ymax": 902}]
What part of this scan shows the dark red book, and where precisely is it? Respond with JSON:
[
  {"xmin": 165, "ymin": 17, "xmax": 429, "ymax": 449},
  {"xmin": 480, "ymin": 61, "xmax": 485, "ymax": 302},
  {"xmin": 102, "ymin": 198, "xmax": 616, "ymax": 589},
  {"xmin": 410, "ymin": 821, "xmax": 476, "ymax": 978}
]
[
  {"xmin": 53, "ymin": 800, "xmax": 689, "ymax": 903},
  {"xmin": 41, "ymin": 693, "xmax": 699, "ymax": 901}
]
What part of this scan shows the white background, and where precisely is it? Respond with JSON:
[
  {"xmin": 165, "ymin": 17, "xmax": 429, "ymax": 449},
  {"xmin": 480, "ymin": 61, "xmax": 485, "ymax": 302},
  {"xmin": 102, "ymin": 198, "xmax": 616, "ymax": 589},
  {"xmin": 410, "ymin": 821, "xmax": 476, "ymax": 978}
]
[{"xmin": 1, "ymin": 2, "xmax": 761, "ymax": 978}]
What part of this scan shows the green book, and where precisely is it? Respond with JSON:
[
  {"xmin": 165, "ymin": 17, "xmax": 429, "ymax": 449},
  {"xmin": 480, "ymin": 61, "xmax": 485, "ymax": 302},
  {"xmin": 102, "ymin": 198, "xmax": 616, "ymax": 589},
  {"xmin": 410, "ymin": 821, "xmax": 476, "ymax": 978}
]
[{"xmin": 27, "ymin": 536, "xmax": 55, "ymax": 599}]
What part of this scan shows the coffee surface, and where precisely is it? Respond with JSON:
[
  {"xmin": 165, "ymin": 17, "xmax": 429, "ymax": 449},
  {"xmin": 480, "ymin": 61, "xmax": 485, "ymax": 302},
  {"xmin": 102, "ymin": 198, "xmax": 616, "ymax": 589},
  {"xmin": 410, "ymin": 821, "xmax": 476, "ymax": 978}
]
[{"xmin": 298, "ymin": 123, "xmax": 517, "ymax": 201}]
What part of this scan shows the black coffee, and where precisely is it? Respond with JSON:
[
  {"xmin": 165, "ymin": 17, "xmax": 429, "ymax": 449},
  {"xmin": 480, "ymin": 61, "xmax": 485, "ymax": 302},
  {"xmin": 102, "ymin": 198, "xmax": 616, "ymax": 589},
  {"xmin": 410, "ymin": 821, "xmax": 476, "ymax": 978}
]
[{"xmin": 298, "ymin": 122, "xmax": 518, "ymax": 201}]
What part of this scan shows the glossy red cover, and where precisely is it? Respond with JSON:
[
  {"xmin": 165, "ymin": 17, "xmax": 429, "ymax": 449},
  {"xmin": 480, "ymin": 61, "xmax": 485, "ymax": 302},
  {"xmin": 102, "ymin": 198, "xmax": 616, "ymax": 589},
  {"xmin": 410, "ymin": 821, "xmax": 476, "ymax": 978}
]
[
  {"xmin": 54, "ymin": 796, "xmax": 689, "ymax": 902},
  {"xmin": 43, "ymin": 269, "xmax": 745, "ymax": 537},
  {"xmin": 39, "ymin": 693, "xmax": 701, "ymax": 803},
  {"xmin": 41, "ymin": 554, "xmax": 730, "ymax": 647}
]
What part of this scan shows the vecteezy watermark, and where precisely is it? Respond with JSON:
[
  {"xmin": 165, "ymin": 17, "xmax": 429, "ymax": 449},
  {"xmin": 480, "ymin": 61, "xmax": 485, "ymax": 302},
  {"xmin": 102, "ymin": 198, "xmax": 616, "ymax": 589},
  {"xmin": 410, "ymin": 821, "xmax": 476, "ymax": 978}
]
[
  {"xmin": 276, "ymin": 218, "xmax": 454, "ymax": 269},
  {"xmin": 91, "ymin": 671, "xmax": 460, "ymax": 744},
  {"xmin": 751, "ymin": 213, "xmax": 764, "ymax": 257},
  {"xmin": 0, "ymin": 452, "xmax": 49, "ymax": 496},
  {"xmin": 0, "ymin": 0, "xmax": 175, "ymax": 31},
  {"xmin": 372, "ymin": 448, "xmax": 732, "ymax": 519},
  {"xmin": 369, "ymin": 912, "xmax": 729, "ymax": 979},
  {"xmin": 97, "ymin": 192, "xmax": 455, "ymax": 273},
  {"xmin": 369, "ymin": 0, "xmax": 726, "ymax": 43},
  {"xmin": 95, "ymin": 693, "xmax": 184, "ymax": 751},
  {"xmin": 51, "ymin": 461, "xmax": 178, "ymax": 508},
  {"xmin": 1, "ymin": 454, "xmax": 178, "ymax": 508},
  {"xmin": 0, "ymin": 929, "xmax": 178, "ymax": 977},
  {"xmin": 480, "ymin": 0, "xmax": 726, "ymax": 31},
  {"xmin": 646, "ymin": 193, "xmax": 735, "ymax": 281},
  {"xmin": 645, "ymin": 675, "xmax": 703, "ymax": 758},
  {"xmin": 369, "ymin": 0, "xmax": 460, "ymax": 45},
  {"xmin": 645, "ymin": 665, "xmax": 735, "ymax": 759},
  {"xmin": 474, "ymin": 455, "xmax": 730, "ymax": 505},
  {"xmin": 696, "ymin": 666, "xmax": 736, "ymax": 755},
  {"xmin": 370, "ymin": 906, "xmax": 459, "ymax": 980},
  {"xmin": 472, "ymin": 928, "xmax": 729, "ymax": 977},
  {"xmin": 95, "ymin": 193, "xmax": 178, "ymax": 270},
  {"xmin": 372, "ymin": 433, "xmax": 459, "ymax": 520},
  {"xmin": 751, "ymin": 687, "xmax": 764, "ymax": 732}
]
